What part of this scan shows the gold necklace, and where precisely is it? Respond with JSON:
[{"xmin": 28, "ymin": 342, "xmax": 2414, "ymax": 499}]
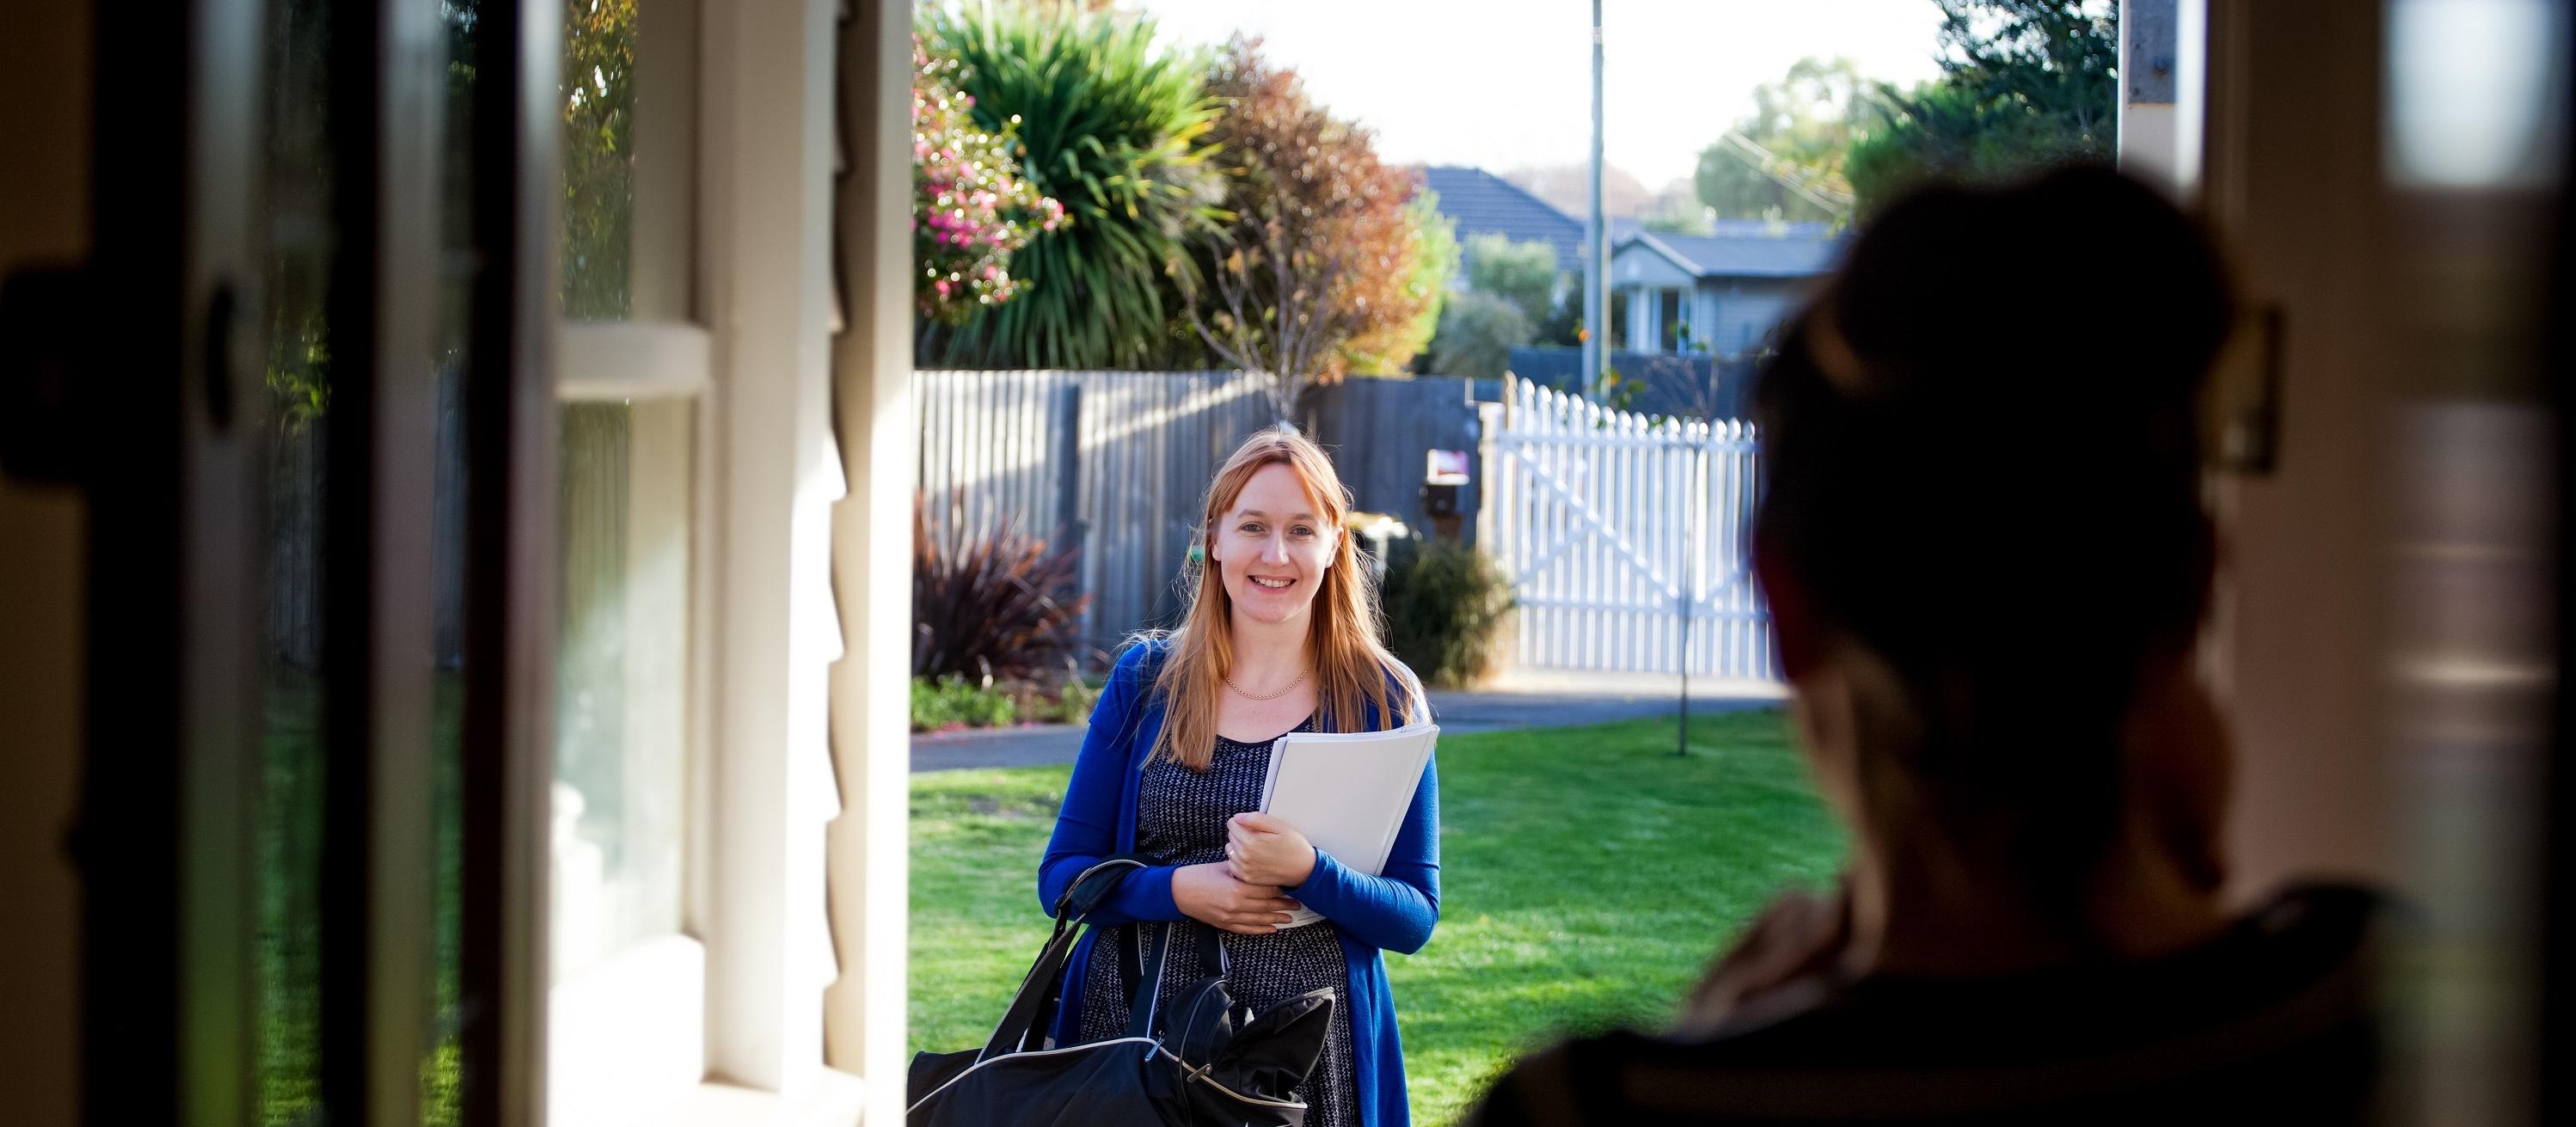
[{"xmin": 1224, "ymin": 668, "xmax": 1309, "ymax": 701}]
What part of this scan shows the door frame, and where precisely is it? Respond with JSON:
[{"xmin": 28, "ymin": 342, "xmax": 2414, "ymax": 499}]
[{"xmin": 67, "ymin": 1, "xmax": 560, "ymax": 1123}]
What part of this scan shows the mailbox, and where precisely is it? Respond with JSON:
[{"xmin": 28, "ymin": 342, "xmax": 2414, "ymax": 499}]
[{"xmin": 1421, "ymin": 449, "xmax": 1469, "ymax": 528}]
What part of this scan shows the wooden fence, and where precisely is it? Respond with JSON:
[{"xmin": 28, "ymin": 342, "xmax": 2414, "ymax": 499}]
[
  {"xmin": 267, "ymin": 417, "xmax": 328, "ymax": 668},
  {"xmin": 1488, "ymin": 374, "xmax": 1776, "ymax": 682},
  {"xmin": 912, "ymin": 369, "xmax": 1281, "ymax": 659},
  {"xmin": 265, "ymin": 368, "xmax": 471, "ymax": 671}
]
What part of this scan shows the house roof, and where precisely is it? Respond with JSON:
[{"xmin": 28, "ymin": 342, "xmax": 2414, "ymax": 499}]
[
  {"xmin": 1420, "ymin": 166, "xmax": 1639, "ymax": 276},
  {"xmin": 1420, "ymin": 166, "xmax": 1579, "ymax": 273},
  {"xmin": 1421, "ymin": 166, "xmax": 1832, "ymax": 279},
  {"xmin": 1617, "ymin": 224, "xmax": 1844, "ymax": 280}
]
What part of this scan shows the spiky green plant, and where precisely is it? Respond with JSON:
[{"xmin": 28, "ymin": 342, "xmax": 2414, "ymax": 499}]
[{"xmin": 919, "ymin": 3, "xmax": 1224, "ymax": 370}]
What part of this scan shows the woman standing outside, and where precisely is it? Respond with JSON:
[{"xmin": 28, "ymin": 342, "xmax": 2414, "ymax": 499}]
[{"xmin": 1039, "ymin": 426, "xmax": 1438, "ymax": 1127}]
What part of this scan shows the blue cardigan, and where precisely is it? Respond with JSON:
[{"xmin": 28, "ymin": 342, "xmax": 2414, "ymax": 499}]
[{"xmin": 1039, "ymin": 640, "xmax": 1441, "ymax": 1127}]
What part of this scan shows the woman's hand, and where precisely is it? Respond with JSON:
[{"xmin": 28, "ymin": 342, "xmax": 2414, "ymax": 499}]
[
  {"xmin": 1224, "ymin": 812, "xmax": 1318, "ymax": 888},
  {"xmin": 1171, "ymin": 862, "xmax": 1300, "ymax": 934}
]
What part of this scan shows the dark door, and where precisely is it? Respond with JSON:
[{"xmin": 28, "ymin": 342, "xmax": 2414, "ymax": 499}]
[{"xmin": 1, "ymin": 2, "xmax": 559, "ymax": 1124}]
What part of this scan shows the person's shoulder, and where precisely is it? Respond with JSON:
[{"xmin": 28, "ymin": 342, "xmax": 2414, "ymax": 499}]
[
  {"xmin": 1464, "ymin": 1028, "xmax": 1713, "ymax": 1126},
  {"xmin": 2248, "ymin": 879, "xmax": 2388, "ymax": 932},
  {"xmin": 2225, "ymin": 879, "xmax": 2395, "ymax": 991},
  {"xmin": 1457, "ymin": 1038, "xmax": 1592, "ymax": 1127},
  {"xmin": 1110, "ymin": 636, "xmax": 1174, "ymax": 682},
  {"xmin": 1112, "ymin": 637, "xmax": 1163, "ymax": 668},
  {"xmin": 1374, "ymin": 655, "xmax": 1429, "ymax": 722},
  {"xmin": 1465, "ymin": 886, "xmax": 2400, "ymax": 1126}
]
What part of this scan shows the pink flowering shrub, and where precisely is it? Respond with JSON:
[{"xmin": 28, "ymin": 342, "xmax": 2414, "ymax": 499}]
[{"xmin": 914, "ymin": 36, "xmax": 1064, "ymax": 325}]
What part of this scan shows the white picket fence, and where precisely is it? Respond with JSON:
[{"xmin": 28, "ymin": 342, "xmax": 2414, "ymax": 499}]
[{"xmin": 1489, "ymin": 375, "xmax": 1776, "ymax": 682}]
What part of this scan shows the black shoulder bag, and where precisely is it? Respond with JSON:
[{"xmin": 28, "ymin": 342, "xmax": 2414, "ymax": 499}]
[{"xmin": 906, "ymin": 856, "xmax": 1337, "ymax": 1125}]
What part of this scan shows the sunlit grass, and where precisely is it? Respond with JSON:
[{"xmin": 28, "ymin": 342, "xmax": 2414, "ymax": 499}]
[
  {"xmin": 259, "ymin": 673, "xmax": 465, "ymax": 1126},
  {"xmin": 910, "ymin": 709, "xmax": 1846, "ymax": 1125}
]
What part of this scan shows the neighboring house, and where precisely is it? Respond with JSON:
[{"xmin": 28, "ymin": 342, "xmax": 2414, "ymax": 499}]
[
  {"xmin": 1421, "ymin": 167, "xmax": 1835, "ymax": 356},
  {"xmin": 1614, "ymin": 220, "xmax": 1844, "ymax": 356},
  {"xmin": 1420, "ymin": 164, "xmax": 1640, "ymax": 286}
]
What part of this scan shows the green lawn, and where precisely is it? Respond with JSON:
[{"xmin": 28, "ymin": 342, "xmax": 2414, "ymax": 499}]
[
  {"xmin": 258, "ymin": 671, "xmax": 464, "ymax": 1126},
  {"xmin": 911, "ymin": 709, "xmax": 1848, "ymax": 1126}
]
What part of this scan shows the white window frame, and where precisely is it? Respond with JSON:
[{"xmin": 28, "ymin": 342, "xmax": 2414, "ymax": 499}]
[
  {"xmin": 693, "ymin": 0, "xmax": 852, "ymax": 1108},
  {"xmin": 543, "ymin": 0, "xmax": 874, "ymax": 1124},
  {"xmin": 544, "ymin": 364, "xmax": 714, "ymax": 1127},
  {"xmin": 542, "ymin": 2, "xmax": 901, "ymax": 1123},
  {"xmin": 543, "ymin": 0, "xmax": 717, "ymax": 1119}
]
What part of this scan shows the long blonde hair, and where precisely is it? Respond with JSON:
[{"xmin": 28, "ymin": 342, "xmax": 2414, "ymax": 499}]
[{"xmin": 1145, "ymin": 426, "xmax": 1425, "ymax": 769}]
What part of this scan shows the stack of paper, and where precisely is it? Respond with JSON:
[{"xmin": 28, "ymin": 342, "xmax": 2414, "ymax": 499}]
[{"xmin": 1254, "ymin": 722, "xmax": 1439, "ymax": 928}]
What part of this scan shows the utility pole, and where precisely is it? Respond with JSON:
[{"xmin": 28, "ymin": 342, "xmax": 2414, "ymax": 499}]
[{"xmin": 1583, "ymin": 0, "xmax": 1608, "ymax": 392}]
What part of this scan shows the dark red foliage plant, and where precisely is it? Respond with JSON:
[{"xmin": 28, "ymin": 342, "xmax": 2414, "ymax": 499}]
[{"xmin": 912, "ymin": 491, "xmax": 1095, "ymax": 684}]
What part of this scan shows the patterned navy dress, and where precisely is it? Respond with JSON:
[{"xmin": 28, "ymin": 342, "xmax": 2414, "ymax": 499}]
[{"xmin": 1078, "ymin": 718, "xmax": 1359, "ymax": 1127}]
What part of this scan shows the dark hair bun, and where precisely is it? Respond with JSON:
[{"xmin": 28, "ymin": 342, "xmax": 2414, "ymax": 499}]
[
  {"xmin": 1825, "ymin": 165, "xmax": 2234, "ymax": 409},
  {"xmin": 1753, "ymin": 163, "xmax": 2228, "ymax": 738},
  {"xmin": 1748, "ymin": 166, "xmax": 2236, "ymax": 906}
]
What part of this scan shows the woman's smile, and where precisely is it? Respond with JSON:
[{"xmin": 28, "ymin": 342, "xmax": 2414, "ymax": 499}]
[{"xmin": 1212, "ymin": 462, "xmax": 1337, "ymax": 619}]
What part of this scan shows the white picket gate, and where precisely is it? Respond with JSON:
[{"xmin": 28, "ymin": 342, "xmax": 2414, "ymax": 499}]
[{"xmin": 1488, "ymin": 375, "xmax": 1777, "ymax": 682}]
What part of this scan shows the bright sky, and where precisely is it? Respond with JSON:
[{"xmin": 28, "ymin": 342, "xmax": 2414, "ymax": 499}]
[{"xmin": 1140, "ymin": 0, "xmax": 1951, "ymax": 190}]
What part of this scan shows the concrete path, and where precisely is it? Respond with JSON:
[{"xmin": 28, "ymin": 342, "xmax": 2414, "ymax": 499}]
[{"xmin": 910, "ymin": 686, "xmax": 1780, "ymax": 773}]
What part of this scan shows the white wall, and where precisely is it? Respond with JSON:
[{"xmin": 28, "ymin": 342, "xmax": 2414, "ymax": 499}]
[{"xmin": 2199, "ymin": 0, "xmax": 2401, "ymax": 899}]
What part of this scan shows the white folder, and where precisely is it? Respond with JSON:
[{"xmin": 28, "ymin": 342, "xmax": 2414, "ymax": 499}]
[{"xmin": 1255, "ymin": 722, "xmax": 1439, "ymax": 928}]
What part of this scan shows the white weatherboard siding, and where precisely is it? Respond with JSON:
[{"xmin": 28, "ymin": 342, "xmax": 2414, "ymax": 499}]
[
  {"xmin": 1613, "ymin": 233, "xmax": 1814, "ymax": 356},
  {"xmin": 1702, "ymin": 280, "xmax": 1804, "ymax": 354}
]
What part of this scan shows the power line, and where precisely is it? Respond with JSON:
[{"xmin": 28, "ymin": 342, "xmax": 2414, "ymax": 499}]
[{"xmin": 1713, "ymin": 131, "xmax": 1854, "ymax": 218}]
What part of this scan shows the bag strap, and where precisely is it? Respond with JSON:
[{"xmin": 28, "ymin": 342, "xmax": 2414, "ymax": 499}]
[
  {"xmin": 1196, "ymin": 920, "xmax": 1225, "ymax": 977},
  {"xmin": 1122, "ymin": 920, "xmax": 1230, "ymax": 1041},
  {"xmin": 1051, "ymin": 854, "xmax": 1139, "ymax": 922},
  {"xmin": 979, "ymin": 855, "xmax": 1144, "ymax": 1062},
  {"xmin": 1123, "ymin": 922, "xmax": 1175, "ymax": 1040}
]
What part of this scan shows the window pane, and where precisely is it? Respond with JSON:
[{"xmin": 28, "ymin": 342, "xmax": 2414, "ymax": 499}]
[
  {"xmin": 258, "ymin": 0, "xmax": 334, "ymax": 1120},
  {"xmin": 562, "ymin": 0, "xmax": 641, "ymax": 318},
  {"xmin": 426, "ymin": 2, "xmax": 481, "ymax": 1120},
  {"xmin": 552, "ymin": 399, "xmax": 693, "ymax": 979}
]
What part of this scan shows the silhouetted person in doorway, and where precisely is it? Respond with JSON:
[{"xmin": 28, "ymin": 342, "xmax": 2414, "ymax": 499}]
[{"xmin": 1463, "ymin": 167, "xmax": 2382, "ymax": 1125}]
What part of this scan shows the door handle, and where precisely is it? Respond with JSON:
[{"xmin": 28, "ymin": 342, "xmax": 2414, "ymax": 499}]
[
  {"xmin": 0, "ymin": 264, "xmax": 98, "ymax": 486},
  {"xmin": 0, "ymin": 266, "xmax": 244, "ymax": 486}
]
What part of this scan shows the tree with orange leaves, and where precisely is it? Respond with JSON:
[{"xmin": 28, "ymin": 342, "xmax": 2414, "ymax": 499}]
[{"xmin": 1186, "ymin": 38, "xmax": 1446, "ymax": 420}]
